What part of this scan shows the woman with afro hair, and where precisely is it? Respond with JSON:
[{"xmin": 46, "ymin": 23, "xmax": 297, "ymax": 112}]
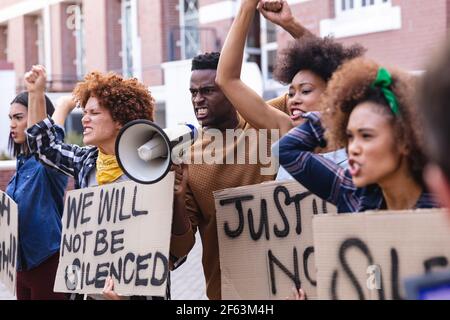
[
  {"xmin": 216, "ymin": 0, "xmax": 365, "ymax": 179},
  {"xmin": 278, "ymin": 57, "xmax": 439, "ymax": 214}
]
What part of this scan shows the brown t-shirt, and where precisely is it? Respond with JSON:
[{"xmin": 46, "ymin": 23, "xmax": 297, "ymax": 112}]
[{"xmin": 170, "ymin": 95, "xmax": 288, "ymax": 300}]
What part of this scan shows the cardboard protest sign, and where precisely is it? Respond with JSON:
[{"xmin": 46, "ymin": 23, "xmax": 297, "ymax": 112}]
[
  {"xmin": 0, "ymin": 191, "xmax": 18, "ymax": 297},
  {"xmin": 54, "ymin": 175, "xmax": 174, "ymax": 297},
  {"xmin": 314, "ymin": 209, "xmax": 450, "ymax": 300},
  {"xmin": 214, "ymin": 181, "xmax": 336, "ymax": 300}
]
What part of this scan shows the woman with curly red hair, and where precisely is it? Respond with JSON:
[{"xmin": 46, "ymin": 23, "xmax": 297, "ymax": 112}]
[
  {"xmin": 23, "ymin": 65, "xmax": 175, "ymax": 300},
  {"xmin": 278, "ymin": 58, "xmax": 439, "ymax": 213},
  {"xmin": 25, "ymin": 67, "xmax": 155, "ymax": 189}
]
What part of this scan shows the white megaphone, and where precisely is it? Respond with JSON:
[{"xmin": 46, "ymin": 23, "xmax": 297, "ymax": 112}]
[{"xmin": 115, "ymin": 120, "xmax": 198, "ymax": 184}]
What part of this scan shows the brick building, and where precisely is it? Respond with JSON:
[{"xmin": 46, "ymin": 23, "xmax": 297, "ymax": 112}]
[
  {"xmin": 0, "ymin": 0, "xmax": 448, "ymax": 124},
  {"xmin": 0, "ymin": 0, "xmax": 448, "ymax": 128}
]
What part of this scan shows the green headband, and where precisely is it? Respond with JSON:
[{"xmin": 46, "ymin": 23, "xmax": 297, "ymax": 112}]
[{"xmin": 371, "ymin": 67, "xmax": 400, "ymax": 116}]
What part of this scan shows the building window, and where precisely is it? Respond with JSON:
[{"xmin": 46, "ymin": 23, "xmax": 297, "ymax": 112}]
[
  {"xmin": 321, "ymin": 0, "xmax": 400, "ymax": 38},
  {"xmin": 260, "ymin": 18, "xmax": 278, "ymax": 88},
  {"xmin": 0, "ymin": 25, "xmax": 8, "ymax": 61},
  {"xmin": 183, "ymin": 0, "xmax": 199, "ymax": 21},
  {"xmin": 341, "ymin": 0, "xmax": 354, "ymax": 11},
  {"xmin": 35, "ymin": 16, "xmax": 45, "ymax": 65},
  {"xmin": 120, "ymin": 0, "xmax": 141, "ymax": 79},
  {"xmin": 260, "ymin": 15, "xmax": 289, "ymax": 97},
  {"xmin": 245, "ymin": 11, "xmax": 262, "ymax": 69},
  {"xmin": 336, "ymin": 0, "xmax": 390, "ymax": 15},
  {"xmin": 180, "ymin": 0, "xmax": 200, "ymax": 60},
  {"xmin": 122, "ymin": 0, "xmax": 134, "ymax": 77},
  {"xmin": 69, "ymin": 4, "xmax": 86, "ymax": 79}
]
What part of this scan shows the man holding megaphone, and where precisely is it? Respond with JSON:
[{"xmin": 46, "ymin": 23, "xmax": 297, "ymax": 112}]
[{"xmin": 24, "ymin": 66, "xmax": 188, "ymax": 300}]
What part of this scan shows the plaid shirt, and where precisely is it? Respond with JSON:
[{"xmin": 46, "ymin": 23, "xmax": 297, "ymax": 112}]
[
  {"xmin": 27, "ymin": 117, "xmax": 98, "ymax": 189},
  {"xmin": 27, "ymin": 117, "xmax": 183, "ymax": 299},
  {"xmin": 278, "ymin": 112, "xmax": 439, "ymax": 213}
]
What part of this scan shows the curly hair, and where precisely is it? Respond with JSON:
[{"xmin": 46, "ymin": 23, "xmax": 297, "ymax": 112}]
[
  {"xmin": 274, "ymin": 35, "xmax": 366, "ymax": 85},
  {"xmin": 322, "ymin": 58, "xmax": 425, "ymax": 186},
  {"xmin": 192, "ymin": 52, "xmax": 220, "ymax": 71},
  {"xmin": 73, "ymin": 72, "xmax": 155, "ymax": 125}
]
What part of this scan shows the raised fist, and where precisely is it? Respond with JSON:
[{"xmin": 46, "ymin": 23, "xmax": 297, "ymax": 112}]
[
  {"xmin": 24, "ymin": 65, "xmax": 47, "ymax": 93},
  {"xmin": 261, "ymin": 0, "xmax": 283, "ymax": 12}
]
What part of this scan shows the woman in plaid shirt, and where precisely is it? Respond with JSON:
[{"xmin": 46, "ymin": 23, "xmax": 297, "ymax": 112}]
[
  {"xmin": 23, "ymin": 65, "xmax": 184, "ymax": 300},
  {"xmin": 278, "ymin": 58, "xmax": 439, "ymax": 214}
]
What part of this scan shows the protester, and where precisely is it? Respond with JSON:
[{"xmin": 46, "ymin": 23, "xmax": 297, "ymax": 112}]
[
  {"xmin": 216, "ymin": 0, "xmax": 364, "ymax": 179},
  {"xmin": 278, "ymin": 58, "xmax": 439, "ymax": 213},
  {"xmin": 6, "ymin": 92, "xmax": 68, "ymax": 300},
  {"xmin": 169, "ymin": 52, "xmax": 288, "ymax": 300},
  {"xmin": 24, "ymin": 65, "xmax": 179, "ymax": 300},
  {"xmin": 419, "ymin": 40, "xmax": 450, "ymax": 210}
]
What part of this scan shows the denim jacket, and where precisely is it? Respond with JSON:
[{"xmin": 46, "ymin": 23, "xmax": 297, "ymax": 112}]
[{"xmin": 6, "ymin": 125, "xmax": 68, "ymax": 271}]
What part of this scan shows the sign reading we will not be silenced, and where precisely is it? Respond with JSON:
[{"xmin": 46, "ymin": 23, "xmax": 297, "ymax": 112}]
[
  {"xmin": 54, "ymin": 174, "xmax": 174, "ymax": 297},
  {"xmin": 314, "ymin": 210, "xmax": 450, "ymax": 300},
  {"xmin": 0, "ymin": 191, "xmax": 18, "ymax": 297},
  {"xmin": 214, "ymin": 181, "xmax": 336, "ymax": 300}
]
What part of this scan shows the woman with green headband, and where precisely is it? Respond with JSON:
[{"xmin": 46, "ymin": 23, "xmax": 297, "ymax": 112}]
[{"xmin": 278, "ymin": 57, "xmax": 439, "ymax": 214}]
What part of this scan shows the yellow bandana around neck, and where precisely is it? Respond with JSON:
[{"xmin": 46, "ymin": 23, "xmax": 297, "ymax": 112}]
[{"xmin": 96, "ymin": 151, "xmax": 124, "ymax": 185}]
